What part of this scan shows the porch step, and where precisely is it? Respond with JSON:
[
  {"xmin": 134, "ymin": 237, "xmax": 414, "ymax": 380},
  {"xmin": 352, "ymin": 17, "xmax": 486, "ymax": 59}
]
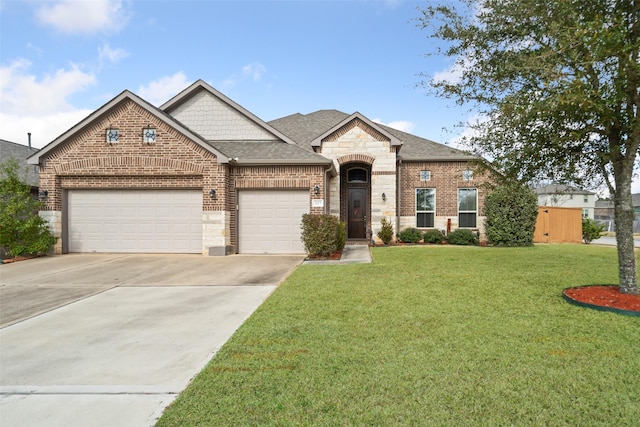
[{"xmin": 346, "ymin": 239, "xmax": 370, "ymax": 246}]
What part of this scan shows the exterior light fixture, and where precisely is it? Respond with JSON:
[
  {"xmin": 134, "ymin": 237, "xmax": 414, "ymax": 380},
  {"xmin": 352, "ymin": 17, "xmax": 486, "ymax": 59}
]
[
  {"xmin": 209, "ymin": 189, "xmax": 217, "ymax": 198},
  {"xmin": 313, "ymin": 185, "xmax": 320, "ymax": 195},
  {"xmin": 382, "ymin": 192, "xmax": 386, "ymax": 201},
  {"xmin": 39, "ymin": 190, "xmax": 49, "ymax": 198}
]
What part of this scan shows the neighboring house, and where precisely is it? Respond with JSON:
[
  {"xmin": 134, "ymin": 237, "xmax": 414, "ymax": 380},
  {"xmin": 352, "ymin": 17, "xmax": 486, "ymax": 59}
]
[
  {"xmin": 534, "ymin": 184, "xmax": 596, "ymax": 219},
  {"xmin": 595, "ymin": 195, "xmax": 640, "ymax": 232},
  {"xmin": 27, "ymin": 80, "xmax": 491, "ymax": 256},
  {"xmin": 0, "ymin": 138, "xmax": 40, "ymax": 195}
]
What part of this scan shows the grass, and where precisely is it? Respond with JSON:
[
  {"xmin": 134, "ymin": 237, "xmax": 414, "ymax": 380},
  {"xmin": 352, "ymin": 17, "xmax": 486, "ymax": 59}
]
[{"xmin": 157, "ymin": 245, "xmax": 639, "ymax": 426}]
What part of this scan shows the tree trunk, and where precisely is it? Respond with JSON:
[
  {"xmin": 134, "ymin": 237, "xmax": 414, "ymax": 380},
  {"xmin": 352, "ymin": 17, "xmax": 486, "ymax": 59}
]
[{"xmin": 614, "ymin": 174, "xmax": 638, "ymax": 295}]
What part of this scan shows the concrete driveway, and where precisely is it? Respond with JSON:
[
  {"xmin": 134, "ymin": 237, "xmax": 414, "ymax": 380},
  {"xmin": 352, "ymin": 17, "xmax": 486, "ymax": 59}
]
[{"xmin": 0, "ymin": 254, "xmax": 303, "ymax": 427}]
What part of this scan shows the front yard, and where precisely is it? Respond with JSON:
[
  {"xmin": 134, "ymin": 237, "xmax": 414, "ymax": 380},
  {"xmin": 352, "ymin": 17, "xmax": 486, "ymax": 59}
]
[{"xmin": 158, "ymin": 245, "xmax": 639, "ymax": 426}]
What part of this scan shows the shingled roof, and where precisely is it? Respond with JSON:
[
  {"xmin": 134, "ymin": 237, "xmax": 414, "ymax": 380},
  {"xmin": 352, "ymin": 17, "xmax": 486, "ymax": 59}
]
[
  {"xmin": 0, "ymin": 139, "xmax": 39, "ymax": 187},
  {"xmin": 268, "ymin": 109, "xmax": 473, "ymax": 161}
]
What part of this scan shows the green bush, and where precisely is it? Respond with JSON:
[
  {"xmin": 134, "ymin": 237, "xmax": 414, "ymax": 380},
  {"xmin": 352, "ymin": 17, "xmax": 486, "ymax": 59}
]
[
  {"xmin": 0, "ymin": 159, "xmax": 57, "ymax": 257},
  {"xmin": 446, "ymin": 229, "xmax": 479, "ymax": 245},
  {"xmin": 582, "ymin": 217, "xmax": 605, "ymax": 244},
  {"xmin": 423, "ymin": 229, "xmax": 445, "ymax": 244},
  {"xmin": 484, "ymin": 181, "xmax": 538, "ymax": 246},
  {"xmin": 377, "ymin": 217, "xmax": 394, "ymax": 244},
  {"xmin": 397, "ymin": 227, "xmax": 423, "ymax": 243},
  {"xmin": 300, "ymin": 214, "xmax": 344, "ymax": 257}
]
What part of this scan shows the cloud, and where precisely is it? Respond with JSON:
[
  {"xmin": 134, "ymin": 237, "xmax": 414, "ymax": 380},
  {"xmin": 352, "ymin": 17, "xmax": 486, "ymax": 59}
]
[
  {"xmin": 372, "ymin": 118, "xmax": 415, "ymax": 133},
  {"xmin": 242, "ymin": 62, "xmax": 267, "ymax": 82},
  {"xmin": 98, "ymin": 44, "xmax": 129, "ymax": 65},
  {"xmin": 0, "ymin": 58, "xmax": 96, "ymax": 147},
  {"xmin": 35, "ymin": 0, "xmax": 129, "ymax": 35},
  {"xmin": 136, "ymin": 72, "xmax": 190, "ymax": 106},
  {"xmin": 0, "ymin": 59, "xmax": 96, "ymax": 115},
  {"xmin": 221, "ymin": 62, "xmax": 268, "ymax": 90}
]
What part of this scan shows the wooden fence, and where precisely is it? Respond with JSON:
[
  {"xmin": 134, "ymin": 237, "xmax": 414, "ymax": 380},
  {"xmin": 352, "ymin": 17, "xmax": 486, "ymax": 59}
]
[{"xmin": 533, "ymin": 207, "xmax": 582, "ymax": 244}]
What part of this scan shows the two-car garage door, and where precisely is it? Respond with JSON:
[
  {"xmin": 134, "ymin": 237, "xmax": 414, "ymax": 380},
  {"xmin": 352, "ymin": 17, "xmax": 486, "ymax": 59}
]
[{"xmin": 67, "ymin": 190, "xmax": 202, "ymax": 253}]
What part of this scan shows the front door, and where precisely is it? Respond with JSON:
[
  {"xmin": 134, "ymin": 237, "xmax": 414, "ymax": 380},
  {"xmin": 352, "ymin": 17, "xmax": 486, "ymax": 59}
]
[{"xmin": 348, "ymin": 188, "xmax": 367, "ymax": 239}]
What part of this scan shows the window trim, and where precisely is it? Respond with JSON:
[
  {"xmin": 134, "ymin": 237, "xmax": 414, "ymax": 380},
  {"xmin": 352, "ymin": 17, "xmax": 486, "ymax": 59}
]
[
  {"xmin": 416, "ymin": 188, "xmax": 435, "ymax": 228},
  {"xmin": 458, "ymin": 188, "xmax": 478, "ymax": 228}
]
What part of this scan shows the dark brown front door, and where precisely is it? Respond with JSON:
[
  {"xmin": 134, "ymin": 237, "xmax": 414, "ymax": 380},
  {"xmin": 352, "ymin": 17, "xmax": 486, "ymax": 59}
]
[{"xmin": 348, "ymin": 188, "xmax": 367, "ymax": 239}]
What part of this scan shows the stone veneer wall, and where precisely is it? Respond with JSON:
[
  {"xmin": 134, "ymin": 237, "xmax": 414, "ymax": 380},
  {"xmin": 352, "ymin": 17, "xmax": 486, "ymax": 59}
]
[
  {"xmin": 36, "ymin": 98, "xmax": 228, "ymax": 255},
  {"xmin": 319, "ymin": 122, "xmax": 397, "ymax": 242},
  {"xmin": 398, "ymin": 161, "xmax": 490, "ymax": 238}
]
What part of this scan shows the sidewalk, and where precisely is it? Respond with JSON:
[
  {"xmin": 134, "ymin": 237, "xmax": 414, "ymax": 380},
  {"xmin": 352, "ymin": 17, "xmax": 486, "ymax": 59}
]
[{"xmin": 302, "ymin": 245, "xmax": 372, "ymax": 265}]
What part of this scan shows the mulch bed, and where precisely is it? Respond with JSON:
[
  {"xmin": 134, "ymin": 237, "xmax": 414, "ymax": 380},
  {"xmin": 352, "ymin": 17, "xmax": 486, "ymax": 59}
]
[
  {"xmin": 1, "ymin": 254, "xmax": 41, "ymax": 264},
  {"xmin": 563, "ymin": 285, "xmax": 640, "ymax": 316},
  {"xmin": 305, "ymin": 249, "xmax": 343, "ymax": 261}
]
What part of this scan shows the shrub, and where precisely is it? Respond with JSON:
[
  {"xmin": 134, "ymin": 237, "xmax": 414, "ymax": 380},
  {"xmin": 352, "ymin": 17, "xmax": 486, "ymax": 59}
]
[
  {"xmin": 484, "ymin": 181, "xmax": 538, "ymax": 247},
  {"xmin": 0, "ymin": 159, "xmax": 57, "ymax": 257},
  {"xmin": 423, "ymin": 229, "xmax": 445, "ymax": 244},
  {"xmin": 446, "ymin": 229, "xmax": 479, "ymax": 245},
  {"xmin": 397, "ymin": 227, "xmax": 423, "ymax": 243},
  {"xmin": 377, "ymin": 217, "xmax": 394, "ymax": 244},
  {"xmin": 300, "ymin": 214, "xmax": 343, "ymax": 257},
  {"xmin": 582, "ymin": 217, "xmax": 605, "ymax": 244}
]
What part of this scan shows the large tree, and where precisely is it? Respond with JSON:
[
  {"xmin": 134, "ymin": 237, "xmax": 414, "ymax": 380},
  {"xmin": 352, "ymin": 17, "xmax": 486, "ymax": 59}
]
[{"xmin": 419, "ymin": 0, "xmax": 639, "ymax": 294}]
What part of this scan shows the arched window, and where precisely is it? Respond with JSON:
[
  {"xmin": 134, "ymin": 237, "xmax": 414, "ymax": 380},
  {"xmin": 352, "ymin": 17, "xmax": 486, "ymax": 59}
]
[{"xmin": 347, "ymin": 167, "xmax": 368, "ymax": 183}]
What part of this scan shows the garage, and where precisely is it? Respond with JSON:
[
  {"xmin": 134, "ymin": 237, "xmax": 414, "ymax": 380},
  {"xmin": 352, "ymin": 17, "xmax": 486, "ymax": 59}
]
[
  {"xmin": 238, "ymin": 190, "xmax": 309, "ymax": 254},
  {"xmin": 67, "ymin": 190, "xmax": 202, "ymax": 253}
]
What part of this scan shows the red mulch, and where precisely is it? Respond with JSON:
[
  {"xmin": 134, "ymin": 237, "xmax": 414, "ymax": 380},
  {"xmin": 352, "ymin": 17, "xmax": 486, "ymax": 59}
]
[
  {"xmin": 306, "ymin": 249, "xmax": 343, "ymax": 261},
  {"xmin": 563, "ymin": 285, "xmax": 640, "ymax": 312},
  {"xmin": 1, "ymin": 254, "xmax": 40, "ymax": 264}
]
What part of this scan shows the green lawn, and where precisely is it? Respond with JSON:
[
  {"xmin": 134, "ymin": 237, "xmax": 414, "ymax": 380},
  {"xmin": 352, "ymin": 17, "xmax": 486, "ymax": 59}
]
[{"xmin": 157, "ymin": 245, "xmax": 639, "ymax": 426}]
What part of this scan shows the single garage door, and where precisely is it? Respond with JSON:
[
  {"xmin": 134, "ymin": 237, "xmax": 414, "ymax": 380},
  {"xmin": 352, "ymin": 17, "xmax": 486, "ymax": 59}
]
[
  {"xmin": 68, "ymin": 190, "xmax": 202, "ymax": 253},
  {"xmin": 238, "ymin": 190, "xmax": 309, "ymax": 254}
]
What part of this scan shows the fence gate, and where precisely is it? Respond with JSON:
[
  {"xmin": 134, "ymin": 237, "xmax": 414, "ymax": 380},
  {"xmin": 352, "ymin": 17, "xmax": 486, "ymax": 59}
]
[{"xmin": 534, "ymin": 207, "xmax": 582, "ymax": 244}]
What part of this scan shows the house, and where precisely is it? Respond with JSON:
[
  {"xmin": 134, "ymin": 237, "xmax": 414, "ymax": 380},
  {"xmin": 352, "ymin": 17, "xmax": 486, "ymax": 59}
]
[
  {"xmin": 534, "ymin": 184, "xmax": 596, "ymax": 219},
  {"xmin": 595, "ymin": 195, "xmax": 640, "ymax": 232},
  {"xmin": 0, "ymin": 138, "xmax": 39, "ymax": 195},
  {"xmin": 27, "ymin": 80, "xmax": 490, "ymax": 255}
]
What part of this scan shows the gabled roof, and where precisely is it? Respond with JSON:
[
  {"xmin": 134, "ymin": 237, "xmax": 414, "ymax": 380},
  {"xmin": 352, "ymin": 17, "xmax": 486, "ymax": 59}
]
[
  {"xmin": 0, "ymin": 139, "xmax": 39, "ymax": 186},
  {"xmin": 161, "ymin": 79, "xmax": 297, "ymax": 145},
  {"xmin": 28, "ymin": 90, "xmax": 229, "ymax": 165},
  {"xmin": 309, "ymin": 112, "xmax": 402, "ymax": 148},
  {"xmin": 534, "ymin": 184, "xmax": 596, "ymax": 195},
  {"xmin": 269, "ymin": 109, "xmax": 474, "ymax": 161}
]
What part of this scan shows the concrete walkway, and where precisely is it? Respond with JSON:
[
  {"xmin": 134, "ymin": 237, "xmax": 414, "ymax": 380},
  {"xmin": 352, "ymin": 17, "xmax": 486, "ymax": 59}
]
[{"xmin": 302, "ymin": 245, "xmax": 372, "ymax": 265}]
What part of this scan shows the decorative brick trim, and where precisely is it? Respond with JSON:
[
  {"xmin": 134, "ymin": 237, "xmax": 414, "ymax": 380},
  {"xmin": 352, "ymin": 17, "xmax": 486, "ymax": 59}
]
[
  {"xmin": 55, "ymin": 157, "xmax": 205, "ymax": 175},
  {"xmin": 372, "ymin": 170, "xmax": 395, "ymax": 175},
  {"xmin": 337, "ymin": 153, "xmax": 375, "ymax": 166},
  {"xmin": 322, "ymin": 118, "xmax": 389, "ymax": 143}
]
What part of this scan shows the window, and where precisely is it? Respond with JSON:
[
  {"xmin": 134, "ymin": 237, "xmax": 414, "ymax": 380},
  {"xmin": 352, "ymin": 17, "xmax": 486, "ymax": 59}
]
[
  {"xmin": 416, "ymin": 188, "xmax": 435, "ymax": 227},
  {"xmin": 582, "ymin": 209, "xmax": 589, "ymax": 218},
  {"xmin": 347, "ymin": 168, "xmax": 367, "ymax": 183},
  {"xmin": 463, "ymin": 170, "xmax": 473, "ymax": 181},
  {"xmin": 106, "ymin": 128, "xmax": 119, "ymax": 143},
  {"xmin": 583, "ymin": 195, "xmax": 588, "ymax": 203},
  {"xmin": 143, "ymin": 128, "xmax": 157, "ymax": 143},
  {"xmin": 420, "ymin": 170, "xmax": 431, "ymax": 181},
  {"xmin": 458, "ymin": 188, "xmax": 477, "ymax": 227}
]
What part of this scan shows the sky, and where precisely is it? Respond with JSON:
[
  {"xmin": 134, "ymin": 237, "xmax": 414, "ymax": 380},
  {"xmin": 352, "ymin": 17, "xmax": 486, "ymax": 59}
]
[{"xmin": 1, "ymin": 0, "xmax": 638, "ymax": 193}]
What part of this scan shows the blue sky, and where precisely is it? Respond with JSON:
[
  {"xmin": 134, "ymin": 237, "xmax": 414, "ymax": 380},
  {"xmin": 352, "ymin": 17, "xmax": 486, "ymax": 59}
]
[{"xmin": 1, "ymin": 0, "xmax": 638, "ymax": 192}]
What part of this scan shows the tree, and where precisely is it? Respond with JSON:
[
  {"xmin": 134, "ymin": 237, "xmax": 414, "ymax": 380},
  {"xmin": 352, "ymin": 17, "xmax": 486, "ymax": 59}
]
[
  {"xmin": 418, "ymin": 0, "xmax": 639, "ymax": 294},
  {"xmin": 484, "ymin": 181, "xmax": 539, "ymax": 247},
  {"xmin": 0, "ymin": 159, "xmax": 57, "ymax": 258}
]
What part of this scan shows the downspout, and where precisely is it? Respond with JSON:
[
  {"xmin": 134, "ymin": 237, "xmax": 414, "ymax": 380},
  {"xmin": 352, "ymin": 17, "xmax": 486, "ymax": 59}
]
[
  {"xmin": 324, "ymin": 166, "xmax": 331, "ymax": 215},
  {"xmin": 396, "ymin": 158, "xmax": 402, "ymax": 238}
]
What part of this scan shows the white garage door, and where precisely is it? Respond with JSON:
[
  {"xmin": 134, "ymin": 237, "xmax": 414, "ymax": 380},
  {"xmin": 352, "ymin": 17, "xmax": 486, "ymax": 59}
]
[
  {"xmin": 68, "ymin": 190, "xmax": 202, "ymax": 253},
  {"xmin": 238, "ymin": 190, "xmax": 309, "ymax": 254}
]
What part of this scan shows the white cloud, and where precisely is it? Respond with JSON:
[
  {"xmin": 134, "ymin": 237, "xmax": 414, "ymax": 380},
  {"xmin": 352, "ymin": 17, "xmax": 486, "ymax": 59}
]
[
  {"xmin": 0, "ymin": 59, "xmax": 96, "ymax": 115},
  {"xmin": 0, "ymin": 110, "xmax": 93, "ymax": 148},
  {"xmin": 372, "ymin": 118, "xmax": 415, "ymax": 133},
  {"xmin": 0, "ymin": 58, "xmax": 96, "ymax": 147},
  {"xmin": 242, "ymin": 62, "xmax": 267, "ymax": 81},
  {"xmin": 136, "ymin": 72, "xmax": 190, "ymax": 106},
  {"xmin": 35, "ymin": 0, "xmax": 129, "ymax": 35},
  {"xmin": 98, "ymin": 43, "xmax": 129, "ymax": 65}
]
